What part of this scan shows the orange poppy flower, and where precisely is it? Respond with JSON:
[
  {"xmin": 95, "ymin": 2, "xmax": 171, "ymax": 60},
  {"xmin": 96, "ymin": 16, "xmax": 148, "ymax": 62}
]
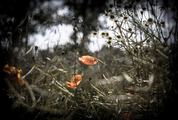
[
  {"xmin": 3, "ymin": 64, "xmax": 16, "ymax": 74},
  {"xmin": 66, "ymin": 74, "xmax": 83, "ymax": 89},
  {"xmin": 66, "ymin": 82, "xmax": 78, "ymax": 89},
  {"xmin": 79, "ymin": 55, "xmax": 98, "ymax": 65},
  {"xmin": 16, "ymin": 69, "xmax": 26, "ymax": 86},
  {"xmin": 3, "ymin": 64, "xmax": 26, "ymax": 86}
]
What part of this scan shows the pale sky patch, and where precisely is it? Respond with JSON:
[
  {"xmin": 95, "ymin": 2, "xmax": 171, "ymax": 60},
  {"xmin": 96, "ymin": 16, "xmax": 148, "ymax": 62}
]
[
  {"xmin": 57, "ymin": 6, "xmax": 70, "ymax": 16},
  {"xmin": 28, "ymin": 24, "xmax": 73, "ymax": 50}
]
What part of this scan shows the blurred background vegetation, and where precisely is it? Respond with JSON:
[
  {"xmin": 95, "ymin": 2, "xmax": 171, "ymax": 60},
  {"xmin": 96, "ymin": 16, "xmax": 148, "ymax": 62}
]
[{"xmin": 0, "ymin": 0, "xmax": 178, "ymax": 120}]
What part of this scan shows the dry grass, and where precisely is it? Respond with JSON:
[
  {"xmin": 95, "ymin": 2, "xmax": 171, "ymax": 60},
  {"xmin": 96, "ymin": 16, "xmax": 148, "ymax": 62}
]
[{"xmin": 5, "ymin": 3, "xmax": 173, "ymax": 119}]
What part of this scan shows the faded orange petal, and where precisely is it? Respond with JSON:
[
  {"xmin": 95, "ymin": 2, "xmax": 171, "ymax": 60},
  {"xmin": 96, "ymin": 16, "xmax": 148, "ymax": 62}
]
[
  {"xmin": 66, "ymin": 74, "xmax": 83, "ymax": 89},
  {"xmin": 66, "ymin": 81, "xmax": 77, "ymax": 89},
  {"xmin": 79, "ymin": 55, "xmax": 98, "ymax": 65},
  {"xmin": 16, "ymin": 71, "xmax": 25, "ymax": 86},
  {"xmin": 72, "ymin": 74, "xmax": 82, "ymax": 83},
  {"xmin": 3, "ymin": 64, "xmax": 25, "ymax": 86},
  {"xmin": 3, "ymin": 64, "xmax": 11, "ymax": 74},
  {"xmin": 3, "ymin": 64, "xmax": 17, "ymax": 74},
  {"xmin": 76, "ymin": 80, "xmax": 81, "ymax": 86},
  {"xmin": 10, "ymin": 66, "xmax": 16, "ymax": 74}
]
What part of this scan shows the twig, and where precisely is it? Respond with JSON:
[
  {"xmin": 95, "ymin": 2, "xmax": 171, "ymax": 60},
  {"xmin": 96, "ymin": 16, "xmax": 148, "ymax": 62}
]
[
  {"xmin": 90, "ymin": 83, "xmax": 106, "ymax": 97},
  {"xmin": 22, "ymin": 65, "xmax": 36, "ymax": 79},
  {"xmin": 25, "ymin": 46, "xmax": 33, "ymax": 55},
  {"xmin": 30, "ymin": 85, "xmax": 48, "ymax": 97},
  {"xmin": 5, "ymin": 79, "xmax": 24, "ymax": 100},
  {"xmin": 24, "ymin": 81, "xmax": 36, "ymax": 107},
  {"xmin": 156, "ymin": 49, "xmax": 168, "ymax": 59},
  {"xmin": 54, "ymin": 80, "xmax": 74, "ymax": 96},
  {"xmin": 97, "ymin": 58, "xmax": 106, "ymax": 65},
  {"xmin": 35, "ymin": 67, "xmax": 51, "ymax": 77}
]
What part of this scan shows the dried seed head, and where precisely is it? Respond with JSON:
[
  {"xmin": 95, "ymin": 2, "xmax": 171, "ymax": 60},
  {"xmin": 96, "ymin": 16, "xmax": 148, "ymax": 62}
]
[
  {"xmin": 108, "ymin": 37, "xmax": 112, "ymax": 40},
  {"xmin": 107, "ymin": 40, "xmax": 111, "ymax": 44},
  {"xmin": 93, "ymin": 32, "xmax": 97, "ymax": 35},
  {"xmin": 101, "ymin": 32, "xmax": 105, "ymax": 36},
  {"xmin": 160, "ymin": 21, "xmax": 165, "ymax": 27},
  {"xmin": 108, "ymin": 9, "xmax": 112, "ymax": 12},
  {"xmin": 140, "ymin": 11, "xmax": 143, "ymax": 14},
  {"xmin": 147, "ymin": 18, "xmax": 153, "ymax": 24},
  {"xmin": 123, "ymin": 16, "xmax": 128, "ymax": 20},
  {"xmin": 35, "ymin": 46, "xmax": 38, "ymax": 51},
  {"xmin": 105, "ymin": 32, "xmax": 109, "ymax": 36},
  {"xmin": 145, "ymin": 24, "xmax": 149, "ymax": 27},
  {"xmin": 117, "ymin": 35, "xmax": 121, "ymax": 38},
  {"xmin": 110, "ymin": 15, "xmax": 115, "ymax": 19}
]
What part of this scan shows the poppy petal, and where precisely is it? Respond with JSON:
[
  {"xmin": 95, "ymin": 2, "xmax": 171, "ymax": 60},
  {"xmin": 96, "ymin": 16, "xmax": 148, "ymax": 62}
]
[
  {"xmin": 66, "ymin": 82, "xmax": 77, "ymax": 89},
  {"xmin": 66, "ymin": 74, "xmax": 83, "ymax": 89},
  {"xmin": 73, "ymin": 74, "xmax": 82, "ymax": 82},
  {"xmin": 3, "ymin": 64, "xmax": 25, "ymax": 86},
  {"xmin": 79, "ymin": 55, "xmax": 98, "ymax": 65}
]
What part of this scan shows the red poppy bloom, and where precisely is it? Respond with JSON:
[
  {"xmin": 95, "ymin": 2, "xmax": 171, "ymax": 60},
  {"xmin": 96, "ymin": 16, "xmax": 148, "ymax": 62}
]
[
  {"xmin": 66, "ymin": 74, "xmax": 83, "ymax": 89},
  {"xmin": 79, "ymin": 55, "xmax": 98, "ymax": 65},
  {"xmin": 3, "ymin": 64, "xmax": 26, "ymax": 86},
  {"xmin": 66, "ymin": 82, "xmax": 77, "ymax": 89}
]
